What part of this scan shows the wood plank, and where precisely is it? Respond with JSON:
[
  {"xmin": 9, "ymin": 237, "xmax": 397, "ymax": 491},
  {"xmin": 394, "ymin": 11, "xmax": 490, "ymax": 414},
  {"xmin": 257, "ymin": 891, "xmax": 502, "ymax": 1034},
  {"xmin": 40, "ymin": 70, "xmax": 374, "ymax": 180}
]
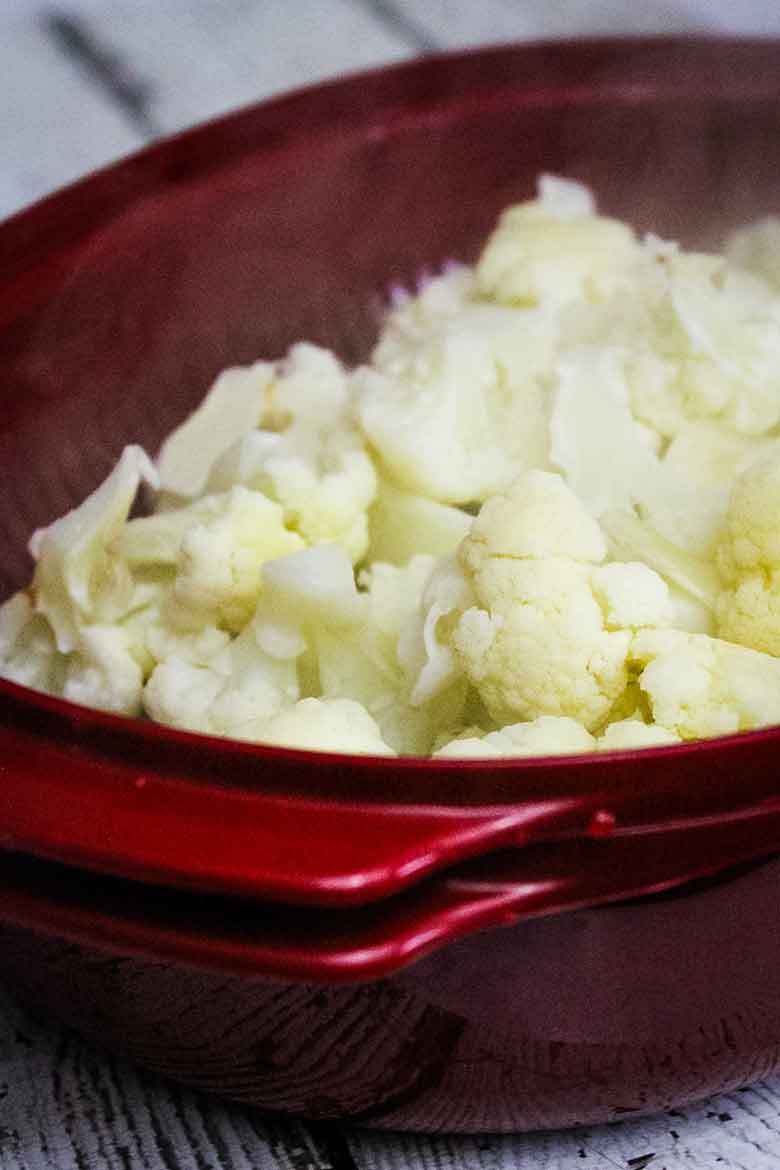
[
  {"xmin": 6, "ymin": 969, "xmax": 780, "ymax": 1169},
  {"xmin": 52, "ymin": 0, "xmax": 416, "ymax": 138},
  {"xmin": 389, "ymin": 0, "xmax": 780, "ymax": 47},
  {"xmin": 0, "ymin": 12, "xmax": 142, "ymax": 220}
]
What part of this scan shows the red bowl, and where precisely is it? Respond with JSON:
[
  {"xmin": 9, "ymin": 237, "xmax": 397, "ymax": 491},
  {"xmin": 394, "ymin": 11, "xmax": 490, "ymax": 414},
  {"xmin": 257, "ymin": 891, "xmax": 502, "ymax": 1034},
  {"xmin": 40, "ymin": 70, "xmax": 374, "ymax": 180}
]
[{"xmin": 3, "ymin": 35, "xmax": 780, "ymax": 1131}]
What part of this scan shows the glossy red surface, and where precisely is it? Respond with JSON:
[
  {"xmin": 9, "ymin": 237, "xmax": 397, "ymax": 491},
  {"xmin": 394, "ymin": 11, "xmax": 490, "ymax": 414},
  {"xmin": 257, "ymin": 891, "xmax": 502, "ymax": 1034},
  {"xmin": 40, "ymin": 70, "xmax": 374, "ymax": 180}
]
[{"xmin": 4, "ymin": 676, "xmax": 780, "ymax": 903}]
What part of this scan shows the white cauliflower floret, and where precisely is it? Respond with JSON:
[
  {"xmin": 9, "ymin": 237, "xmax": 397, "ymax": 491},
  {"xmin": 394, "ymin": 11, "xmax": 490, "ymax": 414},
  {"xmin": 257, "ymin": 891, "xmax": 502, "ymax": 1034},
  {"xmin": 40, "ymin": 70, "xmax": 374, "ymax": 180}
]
[
  {"xmin": 450, "ymin": 472, "xmax": 667, "ymax": 730},
  {"xmin": 726, "ymin": 216, "xmax": 780, "ymax": 291},
  {"xmin": 434, "ymin": 715, "xmax": 596, "ymax": 758},
  {"xmin": 316, "ymin": 556, "xmax": 467, "ymax": 755},
  {"xmin": 30, "ymin": 446, "xmax": 158, "ymax": 652},
  {"xmin": 397, "ymin": 555, "xmax": 475, "ymax": 706},
  {"xmin": 476, "ymin": 175, "xmax": 639, "ymax": 308},
  {"xmin": 143, "ymin": 624, "xmax": 298, "ymax": 740},
  {"xmin": 170, "ymin": 487, "xmax": 303, "ymax": 631},
  {"xmin": 356, "ymin": 292, "xmax": 555, "ymax": 504},
  {"xmin": 550, "ymin": 346, "xmax": 737, "ymax": 556},
  {"xmin": 252, "ymin": 543, "xmax": 364, "ymax": 668},
  {"xmin": 601, "ymin": 509, "xmax": 720, "ymax": 621},
  {"xmin": 715, "ymin": 450, "xmax": 780, "ymax": 655},
  {"xmin": 590, "ymin": 562, "xmax": 673, "ymax": 630},
  {"xmin": 628, "ymin": 250, "xmax": 780, "ymax": 440},
  {"xmin": 157, "ymin": 361, "xmax": 273, "ymax": 498},
  {"xmin": 632, "ymin": 628, "xmax": 780, "ymax": 739},
  {"xmin": 1, "ymin": 593, "xmax": 144, "ymax": 716},
  {"xmin": 597, "ymin": 718, "xmax": 681, "ymax": 751},
  {"xmin": 550, "ymin": 345, "xmax": 663, "ymax": 521},
  {"xmin": 453, "ymin": 559, "xmax": 631, "ymax": 730},
  {"xmin": 249, "ymin": 697, "xmax": 395, "ymax": 756},
  {"xmin": 367, "ymin": 475, "xmax": 471, "ymax": 565},
  {"xmin": 0, "ymin": 592, "xmax": 64, "ymax": 693},
  {"xmin": 63, "ymin": 625, "xmax": 144, "ymax": 716},
  {"xmin": 207, "ymin": 344, "xmax": 377, "ymax": 561}
]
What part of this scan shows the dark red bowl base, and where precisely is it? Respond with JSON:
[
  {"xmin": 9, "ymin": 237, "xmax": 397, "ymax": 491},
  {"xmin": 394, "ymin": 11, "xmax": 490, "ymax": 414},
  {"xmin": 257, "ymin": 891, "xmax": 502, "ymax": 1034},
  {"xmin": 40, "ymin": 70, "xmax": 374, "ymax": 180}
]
[{"xmin": 3, "ymin": 854, "xmax": 780, "ymax": 1133}]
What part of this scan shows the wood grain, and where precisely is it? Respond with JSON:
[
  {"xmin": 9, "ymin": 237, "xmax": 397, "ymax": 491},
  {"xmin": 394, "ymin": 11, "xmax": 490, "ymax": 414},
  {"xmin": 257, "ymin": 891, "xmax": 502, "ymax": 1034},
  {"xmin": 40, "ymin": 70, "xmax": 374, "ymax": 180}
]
[
  {"xmin": 0, "ymin": 10, "xmax": 142, "ymax": 220},
  {"xmin": 6, "ymin": 981, "xmax": 780, "ymax": 1169}
]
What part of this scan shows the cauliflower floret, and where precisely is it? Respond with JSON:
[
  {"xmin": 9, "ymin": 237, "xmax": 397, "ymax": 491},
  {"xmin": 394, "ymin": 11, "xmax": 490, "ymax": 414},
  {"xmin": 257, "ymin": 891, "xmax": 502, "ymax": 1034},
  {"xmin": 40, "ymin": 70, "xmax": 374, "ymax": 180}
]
[
  {"xmin": 551, "ymin": 346, "xmax": 738, "ymax": 556},
  {"xmin": 367, "ymin": 474, "xmax": 471, "ymax": 566},
  {"xmin": 434, "ymin": 715, "xmax": 596, "ymax": 758},
  {"xmin": 632, "ymin": 628, "xmax": 780, "ymax": 739},
  {"xmin": 397, "ymin": 555, "xmax": 475, "ymax": 705},
  {"xmin": 157, "ymin": 361, "xmax": 273, "ymax": 498},
  {"xmin": 30, "ymin": 445, "xmax": 158, "ymax": 652},
  {"xmin": 476, "ymin": 175, "xmax": 639, "ymax": 308},
  {"xmin": 463, "ymin": 466, "xmax": 607, "ymax": 564},
  {"xmin": 143, "ymin": 624, "xmax": 298, "ymax": 740},
  {"xmin": 449, "ymin": 472, "xmax": 671, "ymax": 730},
  {"xmin": 597, "ymin": 718, "xmax": 681, "ymax": 751},
  {"xmin": 628, "ymin": 250, "xmax": 780, "ymax": 439},
  {"xmin": 602, "ymin": 509, "xmax": 720, "ymax": 619},
  {"xmin": 726, "ymin": 216, "xmax": 780, "ymax": 291},
  {"xmin": 316, "ymin": 556, "xmax": 467, "ymax": 754},
  {"xmin": 170, "ymin": 487, "xmax": 303, "ymax": 632},
  {"xmin": 207, "ymin": 344, "xmax": 376, "ymax": 562},
  {"xmin": 252, "ymin": 543, "xmax": 365, "ymax": 671},
  {"xmin": 249, "ymin": 697, "xmax": 395, "ymax": 756},
  {"xmin": 453, "ymin": 559, "xmax": 632, "ymax": 730},
  {"xmin": 63, "ymin": 625, "xmax": 144, "ymax": 716},
  {"xmin": 356, "ymin": 291, "xmax": 555, "ymax": 504},
  {"xmin": 590, "ymin": 562, "xmax": 673, "ymax": 630},
  {"xmin": 715, "ymin": 450, "xmax": 780, "ymax": 655},
  {"xmin": 0, "ymin": 592, "xmax": 64, "ymax": 693}
]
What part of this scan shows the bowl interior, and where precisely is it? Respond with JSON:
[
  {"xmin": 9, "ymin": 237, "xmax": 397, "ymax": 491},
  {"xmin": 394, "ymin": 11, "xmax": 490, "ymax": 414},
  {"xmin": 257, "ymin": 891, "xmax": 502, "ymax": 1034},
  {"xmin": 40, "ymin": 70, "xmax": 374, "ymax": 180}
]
[{"xmin": 3, "ymin": 37, "xmax": 780, "ymax": 597}]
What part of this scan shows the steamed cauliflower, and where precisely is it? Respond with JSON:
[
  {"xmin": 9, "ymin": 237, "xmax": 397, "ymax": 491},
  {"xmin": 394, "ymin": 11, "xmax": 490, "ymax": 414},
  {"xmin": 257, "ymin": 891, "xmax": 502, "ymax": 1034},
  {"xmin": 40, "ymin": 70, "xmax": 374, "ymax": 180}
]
[
  {"xmin": 447, "ymin": 472, "xmax": 671, "ymax": 730},
  {"xmin": 6, "ymin": 174, "xmax": 780, "ymax": 758},
  {"xmin": 632, "ymin": 628, "xmax": 780, "ymax": 739},
  {"xmin": 715, "ymin": 450, "xmax": 780, "ymax": 655}
]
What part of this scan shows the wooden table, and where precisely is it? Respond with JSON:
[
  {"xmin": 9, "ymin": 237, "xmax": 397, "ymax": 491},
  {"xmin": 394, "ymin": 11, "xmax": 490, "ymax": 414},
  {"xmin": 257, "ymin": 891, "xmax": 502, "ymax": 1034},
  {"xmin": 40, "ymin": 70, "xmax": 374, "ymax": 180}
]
[{"xmin": 4, "ymin": 3, "xmax": 780, "ymax": 1166}]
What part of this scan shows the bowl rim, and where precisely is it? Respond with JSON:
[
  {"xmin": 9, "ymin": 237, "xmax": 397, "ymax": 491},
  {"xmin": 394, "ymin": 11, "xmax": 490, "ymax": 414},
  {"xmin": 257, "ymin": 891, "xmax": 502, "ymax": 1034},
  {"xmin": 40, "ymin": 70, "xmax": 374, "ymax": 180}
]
[{"xmin": 4, "ymin": 33, "xmax": 780, "ymax": 902}]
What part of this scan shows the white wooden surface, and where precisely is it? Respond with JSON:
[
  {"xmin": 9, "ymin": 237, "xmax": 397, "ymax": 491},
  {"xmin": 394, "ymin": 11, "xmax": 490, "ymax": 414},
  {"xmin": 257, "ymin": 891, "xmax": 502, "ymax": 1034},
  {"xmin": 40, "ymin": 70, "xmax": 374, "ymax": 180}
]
[{"xmin": 5, "ymin": 2, "xmax": 780, "ymax": 1167}]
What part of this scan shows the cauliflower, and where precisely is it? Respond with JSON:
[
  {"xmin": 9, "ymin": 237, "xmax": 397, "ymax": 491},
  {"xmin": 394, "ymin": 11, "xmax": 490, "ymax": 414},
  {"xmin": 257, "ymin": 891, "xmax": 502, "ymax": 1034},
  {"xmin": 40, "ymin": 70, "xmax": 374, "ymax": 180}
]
[
  {"xmin": 449, "ymin": 472, "xmax": 670, "ymax": 730},
  {"xmin": 157, "ymin": 361, "xmax": 273, "ymax": 498},
  {"xmin": 434, "ymin": 715, "xmax": 596, "ymax": 759},
  {"xmin": 143, "ymin": 623, "xmax": 299, "ymax": 740},
  {"xmin": 356, "ymin": 270, "xmax": 555, "ymax": 504},
  {"xmin": 206, "ymin": 344, "xmax": 376, "ymax": 562},
  {"xmin": 726, "ymin": 216, "xmax": 780, "ymax": 291},
  {"xmin": 0, "ymin": 592, "xmax": 63, "ymax": 693},
  {"xmin": 316, "ymin": 556, "xmax": 467, "ymax": 755},
  {"xmin": 597, "ymin": 718, "xmax": 681, "ymax": 751},
  {"xmin": 248, "ymin": 697, "xmax": 394, "ymax": 756},
  {"xmin": 367, "ymin": 474, "xmax": 471, "ymax": 566},
  {"xmin": 11, "ymin": 179, "xmax": 780, "ymax": 760},
  {"xmin": 63, "ymin": 625, "xmax": 144, "ymax": 716},
  {"xmin": 716, "ymin": 450, "xmax": 780, "ymax": 655},
  {"xmin": 632, "ymin": 628, "xmax": 780, "ymax": 739},
  {"xmin": 29, "ymin": 445, "xmax": 158, "ymax": 652},
  {"xmin": 169, "ymin": 487, "xmax": 303, "ymax": 632},
  {"xmin": 476, "ymin": 175, "xmax": 640, "ymax": 308}
]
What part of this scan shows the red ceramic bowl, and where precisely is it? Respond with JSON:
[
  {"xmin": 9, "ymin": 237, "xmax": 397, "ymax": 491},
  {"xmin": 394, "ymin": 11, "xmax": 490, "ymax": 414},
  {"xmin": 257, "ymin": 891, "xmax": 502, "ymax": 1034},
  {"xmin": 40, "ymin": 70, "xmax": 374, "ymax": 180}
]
[{"xmin": 3, "ymin": 35, "xmax": 780, "ymax": 1131}]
